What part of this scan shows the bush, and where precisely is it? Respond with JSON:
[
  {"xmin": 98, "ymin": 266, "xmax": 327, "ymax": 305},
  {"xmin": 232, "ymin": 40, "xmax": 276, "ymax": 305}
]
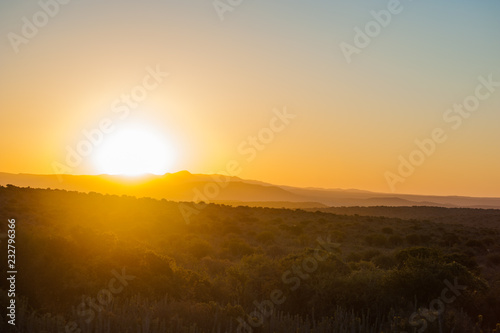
[
  {"xmin": 365, "ymin": 234, "xmax": 387, "ymax": 247},
  {"xmin": 440, "ymin": 232, "xmax": 460, "ymax": 246},
  {"xmin": 405, "ymin": 233, "xmax": 422, "ymax": 245},
  {"xmin": 388, "ymin": 247, "xmax": 488, "ymax": 306},
  {"xmin": 487, "ymin": 253, "xmax": 500, "ymax": 266},
  {"xmin": 444, "ymin": 252, "xmax": 479, "ymax": 271},
  {"xmin": 189, "ymin": 239, "xmax": 214, "ymax": 259},
  {"xmin": 362, "ymin": 249, "xmax": 381, "ymax": 261},
  {"xmin": 222, "ymin": 238, "xmax": 255, "ymax": 257},
  {"xmin": 466, "ymin": 239, "xmax": 485, "ymax": 249},
  {"xmin": 382, "ymin": 227, "xmax": 393, "ymax": 235},
  {"xmin": 279, "ymin": 223, "xmax": 303, "ymax": 235},
  {"xmin": 256, "ymin": 231, "xmax": 275, "ymax": 244},
  {"xmin": 372, "ymin": 254, "xmax": 396, "ymax": 269},
  {"xmin": 395, "ymin": 247, "xmax": 440, "ymax": 266},
  {"xmin": 387, "ymin": 235, "xmax": 404, "ymax": 247},
  {"xmin": 346, "ymin": 252, "xmax": 362, "ymax": 262}
]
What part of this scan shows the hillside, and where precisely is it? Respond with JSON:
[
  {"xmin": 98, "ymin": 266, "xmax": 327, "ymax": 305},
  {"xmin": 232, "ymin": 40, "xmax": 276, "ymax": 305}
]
[
  {"xmin": 1, "ymin": 171, "xmax": 500, "ymax": 209},
  {"xmin": 1, "ymin": 185, "xmax": 500, "ymax": 332},
  {"xmin": 310, "ymin": 206, "xmax": 500, "ymax": 229}
]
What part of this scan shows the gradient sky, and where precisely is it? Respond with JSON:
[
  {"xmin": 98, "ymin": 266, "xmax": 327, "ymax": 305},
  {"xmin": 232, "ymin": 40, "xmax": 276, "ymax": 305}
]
[{"xmin": 1, "ymin": 0, "xmax": 499, "ymax": 197}]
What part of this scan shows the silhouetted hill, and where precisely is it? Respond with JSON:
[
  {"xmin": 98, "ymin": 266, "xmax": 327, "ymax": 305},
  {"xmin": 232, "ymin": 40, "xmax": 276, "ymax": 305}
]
[{"xmin": 1, "ymin": 171, "xmax": 500, "ymax": 209}]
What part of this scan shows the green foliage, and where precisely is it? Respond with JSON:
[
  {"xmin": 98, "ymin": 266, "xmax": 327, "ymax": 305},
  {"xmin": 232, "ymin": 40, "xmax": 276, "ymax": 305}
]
[
  {"xmin": 364, "ymin": 233, "xmax": 387, "ymax": 247},
  {"xmin": 188, "ymin": 239, "xmax": 214, "ymax": 259},
  {"xmin": 382, "ymin": 227, "xmax": 393, "ymax": 234},
  {"xmin": 255, "ymin": 230, "xmax": 275, "ymax": 244},
  {"xmin": 406, "ymin": 233, "xmax": 424, "ymax": 245},
  {"xmin": 1, "ymin": 185, "xmax": 499, "ymax": 332},
  {"xmin": 487, "ymin": 253, "xmax": 500, "ymax": 266},
  {"xmin": 372, "ymin": 253, "xmax": 397, "ymax": 269},
  {"xmin": 388, "ymin": 234, "xmax": 404, "ymax": 247}
]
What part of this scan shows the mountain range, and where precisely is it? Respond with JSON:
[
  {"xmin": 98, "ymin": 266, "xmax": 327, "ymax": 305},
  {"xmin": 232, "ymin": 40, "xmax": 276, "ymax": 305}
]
[{"xmin": 1, "ymin": 171, "xmax": 500, "ymax": 209}]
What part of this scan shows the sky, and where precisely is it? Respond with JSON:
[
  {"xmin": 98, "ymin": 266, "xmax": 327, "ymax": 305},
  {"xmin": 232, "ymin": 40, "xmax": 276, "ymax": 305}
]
[{"xmin": 0, "ymin": 0, "xmax": 499, "ymax": 197}]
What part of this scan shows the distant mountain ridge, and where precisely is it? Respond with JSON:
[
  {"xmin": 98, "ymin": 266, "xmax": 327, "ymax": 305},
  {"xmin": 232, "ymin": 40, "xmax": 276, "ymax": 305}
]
[{"xmin": 0, "ymin": 171, "xmax": 499, "ymax": 209}]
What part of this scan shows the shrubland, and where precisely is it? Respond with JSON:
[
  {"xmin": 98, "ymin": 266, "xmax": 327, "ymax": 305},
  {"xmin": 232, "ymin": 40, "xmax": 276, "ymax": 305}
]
[{"xmin": 1, "ymin": 185, "xmax": 499, "ymax": 332}]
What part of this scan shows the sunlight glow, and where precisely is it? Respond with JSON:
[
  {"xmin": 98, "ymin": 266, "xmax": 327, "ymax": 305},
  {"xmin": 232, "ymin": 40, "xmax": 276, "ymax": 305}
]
[{"xmin": 93, "ymin": 125, "xmax": 174, "ymax": 176}]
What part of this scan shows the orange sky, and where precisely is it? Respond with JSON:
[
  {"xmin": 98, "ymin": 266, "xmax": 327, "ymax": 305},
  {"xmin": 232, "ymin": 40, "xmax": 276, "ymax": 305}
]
[{"xmin": 1, "ymin": 1, "xmax": 500, "ymax": 197}]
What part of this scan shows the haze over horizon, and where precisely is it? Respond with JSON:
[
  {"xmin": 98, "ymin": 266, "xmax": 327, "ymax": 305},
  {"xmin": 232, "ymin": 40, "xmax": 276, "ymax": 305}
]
[
  {"xmin": 3, "ymin": 171, "xmax": 500, "ymax": 209},
  {"xmin": 1, "ymin": 0, "xmax": 500, "ymax": 197}
]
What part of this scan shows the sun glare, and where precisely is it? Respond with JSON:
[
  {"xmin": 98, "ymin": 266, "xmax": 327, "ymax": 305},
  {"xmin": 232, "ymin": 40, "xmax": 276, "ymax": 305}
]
[{"xmin": 93, "ymin": 125, "xmax": 174, "ymax": 176}]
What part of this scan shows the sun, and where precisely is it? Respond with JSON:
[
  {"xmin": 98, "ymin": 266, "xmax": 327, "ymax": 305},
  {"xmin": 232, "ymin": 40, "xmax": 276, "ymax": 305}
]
[{"xmin": 93, "ymin": 125, "xmax": 174, "ymax": 176}]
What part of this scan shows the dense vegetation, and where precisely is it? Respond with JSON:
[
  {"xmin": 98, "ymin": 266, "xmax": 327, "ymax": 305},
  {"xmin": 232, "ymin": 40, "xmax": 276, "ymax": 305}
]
[{"xmin": 1, "ymin": 185, "xmax": 500, "ymax": 332}]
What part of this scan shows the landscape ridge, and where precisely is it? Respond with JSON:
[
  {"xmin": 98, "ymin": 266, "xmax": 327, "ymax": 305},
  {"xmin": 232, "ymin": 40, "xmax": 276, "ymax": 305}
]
[{"xmin": 1, "ymin": 171, "xmax": 500, "ymax": 209}]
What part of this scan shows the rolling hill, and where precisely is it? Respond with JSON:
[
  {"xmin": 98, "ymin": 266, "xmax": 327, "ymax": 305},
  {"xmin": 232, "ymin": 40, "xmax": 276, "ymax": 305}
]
[{"xmin": 1, "ymin": 171, "xmax": 500, "ymax": 209}]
